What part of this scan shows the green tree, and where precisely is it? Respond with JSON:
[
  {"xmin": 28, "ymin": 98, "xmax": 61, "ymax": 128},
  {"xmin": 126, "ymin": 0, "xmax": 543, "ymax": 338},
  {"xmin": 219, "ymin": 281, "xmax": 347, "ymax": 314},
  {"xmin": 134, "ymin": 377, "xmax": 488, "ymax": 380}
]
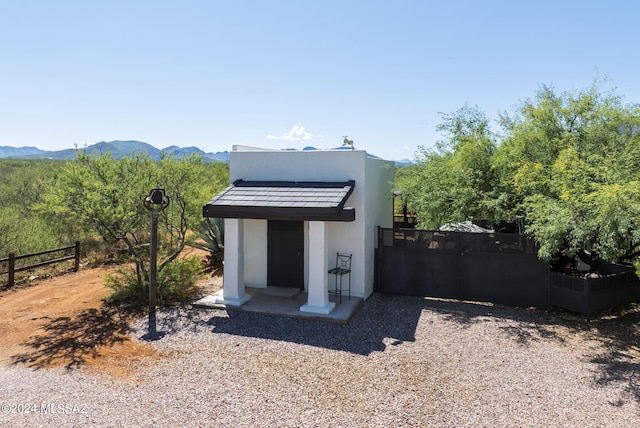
[
  {"xmin": 400, "ymin": 80, "xmax": 640, "ymax": 264},
  {"xmin": 495, "ymin": 81, "xmax": 640, "ymax": 261},
  {"xmin": 38, "ymin": 150, "xmax": 229, "ymax": 306},
  {"xmin": 39, "ymin": 151, "xmax": 156, "ymax": 251},
  {"xmin": 401, "ymin": 104, "xmax": 500, "ymax": 229},
  {"xmin": 154, "ymin": 153, "xmax": 220, "ymax": 270},
  {"xmin": 0, "ymin": 160, "xmax": 66, "ymax": 257}
]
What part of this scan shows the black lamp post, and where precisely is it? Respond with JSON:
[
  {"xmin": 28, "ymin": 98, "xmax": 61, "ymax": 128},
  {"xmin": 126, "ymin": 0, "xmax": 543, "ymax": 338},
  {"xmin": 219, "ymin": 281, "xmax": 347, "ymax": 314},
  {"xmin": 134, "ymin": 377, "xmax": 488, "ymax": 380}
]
[{"xmin": 143, "ymin": 188, "xmax": 169, "ymax": 339}]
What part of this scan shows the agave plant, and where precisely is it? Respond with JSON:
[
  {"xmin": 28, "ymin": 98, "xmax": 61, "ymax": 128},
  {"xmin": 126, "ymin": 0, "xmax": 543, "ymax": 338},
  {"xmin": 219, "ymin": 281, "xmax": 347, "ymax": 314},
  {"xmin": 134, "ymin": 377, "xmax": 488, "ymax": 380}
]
[{"xmin": 189, "ymin": 217, "xmax": 224, "ymax": 273}]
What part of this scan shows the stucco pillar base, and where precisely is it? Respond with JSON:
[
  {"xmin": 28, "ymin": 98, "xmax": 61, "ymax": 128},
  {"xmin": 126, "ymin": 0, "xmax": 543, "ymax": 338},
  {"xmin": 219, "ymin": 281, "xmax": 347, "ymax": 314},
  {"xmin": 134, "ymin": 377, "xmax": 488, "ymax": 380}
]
[
  {"xmin": 215, "ymin": 293, "xmax": 251, "ymax": 307},
  {"xmin": 300, "ymin": 301, "xmax": 336, "ymax": 315}
]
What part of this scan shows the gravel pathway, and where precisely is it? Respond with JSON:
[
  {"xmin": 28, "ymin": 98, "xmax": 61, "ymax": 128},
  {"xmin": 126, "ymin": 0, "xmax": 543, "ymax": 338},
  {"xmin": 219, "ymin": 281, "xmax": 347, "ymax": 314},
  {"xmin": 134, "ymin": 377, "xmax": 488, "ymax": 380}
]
[{"xmin": 1, "ymin": 293, "xmax": 639, "ymax": 427}]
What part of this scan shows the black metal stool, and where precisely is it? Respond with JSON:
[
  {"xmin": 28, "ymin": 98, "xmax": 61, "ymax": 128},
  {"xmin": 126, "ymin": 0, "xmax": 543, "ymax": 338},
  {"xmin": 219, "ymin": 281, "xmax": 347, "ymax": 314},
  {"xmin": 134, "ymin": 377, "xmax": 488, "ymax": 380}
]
[{"xmin": 328, "ymin": 253, "xmax": 351, "ymax": 303}]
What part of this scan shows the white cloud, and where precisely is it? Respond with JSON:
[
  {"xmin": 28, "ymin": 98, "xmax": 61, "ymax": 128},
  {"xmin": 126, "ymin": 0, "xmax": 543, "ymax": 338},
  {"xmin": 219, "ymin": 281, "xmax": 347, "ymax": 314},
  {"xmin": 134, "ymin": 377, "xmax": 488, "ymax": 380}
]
[{"xmin": 267, "ymin": 123, "xmax": 319, "ymax": 142}]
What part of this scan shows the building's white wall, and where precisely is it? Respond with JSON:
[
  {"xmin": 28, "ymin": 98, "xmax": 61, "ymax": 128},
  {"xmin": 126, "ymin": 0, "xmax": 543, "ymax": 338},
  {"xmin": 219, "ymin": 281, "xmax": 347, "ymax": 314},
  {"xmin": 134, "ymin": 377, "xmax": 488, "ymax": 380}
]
[
  {"xmin": 230, "ymin": 149, "xmax": 364, "ymax": 182},
  {"xmin": 242, "ymin": 219, "xmax": 267, "ymax": 288},
  {"xmin": 227, "ymin": 149, "xmax": 393, "ymax": 299},
  {"xmin": 363, "ymin": 157, "xmax": 395, "ymax": 297}
]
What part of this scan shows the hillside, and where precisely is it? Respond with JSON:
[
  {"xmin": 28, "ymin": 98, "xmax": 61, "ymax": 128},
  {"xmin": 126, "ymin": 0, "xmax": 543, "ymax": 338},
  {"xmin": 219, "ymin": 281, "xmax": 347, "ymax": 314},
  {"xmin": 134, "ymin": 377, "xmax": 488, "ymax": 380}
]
[
  {"xmin": 1, "ymin": 140, "xmax": 411, "ymax": 165},
  {"xmin": 0, "ymin": 146, "xmax": 47, "ymax": 158},
  {"xmin": 1, "ymin": 140, "xmax": 230, "ymax": 162}
]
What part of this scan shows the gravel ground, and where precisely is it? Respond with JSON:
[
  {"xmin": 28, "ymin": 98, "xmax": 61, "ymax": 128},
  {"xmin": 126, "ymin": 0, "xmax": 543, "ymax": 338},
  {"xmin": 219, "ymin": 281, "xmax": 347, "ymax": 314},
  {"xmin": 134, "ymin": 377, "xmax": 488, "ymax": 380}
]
[{"xmin": 1, "ymin": 293, "xmax": 639, "ymax": 427}]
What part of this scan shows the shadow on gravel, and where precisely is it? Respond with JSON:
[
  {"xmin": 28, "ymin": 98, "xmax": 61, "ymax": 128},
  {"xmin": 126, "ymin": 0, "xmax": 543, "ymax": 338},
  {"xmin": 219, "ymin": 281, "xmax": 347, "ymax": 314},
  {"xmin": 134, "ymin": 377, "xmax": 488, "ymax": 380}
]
[
  {"xmin": 586, "ymin": 306, "xmax": 640, "ymax": 403},
  {"xmin": 418, "ymin": 296, "xmax": 640, "ymax": 404},
  {"xmin": 205, "ymin": 293, "xmax": 425, "ymax": 356},
  {"xmin": 11, "ymin": 307, "xmax": 129, "ymax": 369},
  {"xmin": 204, "ymin": 292, "xmax": 640, "ymax": 404}
]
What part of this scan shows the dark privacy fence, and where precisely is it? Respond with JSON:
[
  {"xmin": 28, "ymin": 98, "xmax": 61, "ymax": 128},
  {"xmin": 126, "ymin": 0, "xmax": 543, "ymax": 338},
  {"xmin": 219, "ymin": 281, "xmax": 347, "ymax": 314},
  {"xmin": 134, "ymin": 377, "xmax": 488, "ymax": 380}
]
[
  {"xmin": 376, "ymin": 228, "xmax": 640, "ymax": 316},
  {"xmin": 550, "ymin": 262, "xmax": 640, "ymax": 317}
]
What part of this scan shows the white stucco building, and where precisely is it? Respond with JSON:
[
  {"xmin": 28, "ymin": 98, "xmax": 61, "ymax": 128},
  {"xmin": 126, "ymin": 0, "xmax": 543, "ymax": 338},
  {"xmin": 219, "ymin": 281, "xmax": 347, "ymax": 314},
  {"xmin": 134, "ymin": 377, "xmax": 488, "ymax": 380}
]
[{"xmin": 203, "ymin": 146, "xmax": 394, "ymax": 314}]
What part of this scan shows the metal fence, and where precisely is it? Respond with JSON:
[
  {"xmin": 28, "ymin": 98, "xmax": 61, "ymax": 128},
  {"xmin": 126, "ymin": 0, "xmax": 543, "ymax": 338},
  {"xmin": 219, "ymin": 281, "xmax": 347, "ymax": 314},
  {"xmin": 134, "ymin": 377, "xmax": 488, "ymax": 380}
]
[
  {"xmin": 376, "ymin": 227, "xmax": 640, "ymax": 316},
  {"xmin": 376, "ymin": 228, "xmax": 550, "ymax": 308},
  {"xmin": 550, "ymin": 262, "xmax": 640, "ymax": 317}
]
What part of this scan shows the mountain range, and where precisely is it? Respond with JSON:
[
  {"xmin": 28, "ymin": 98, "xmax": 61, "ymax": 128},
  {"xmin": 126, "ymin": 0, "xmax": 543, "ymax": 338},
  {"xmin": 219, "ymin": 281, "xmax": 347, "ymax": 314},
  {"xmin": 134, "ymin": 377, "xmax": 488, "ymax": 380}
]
[
  {"xmin": 0, "ymin": 140, "xmax": 412, "ymax": 165},
  {"xmin": 0, "ymin": 140, "xmax": 230, "ymax": 162}
]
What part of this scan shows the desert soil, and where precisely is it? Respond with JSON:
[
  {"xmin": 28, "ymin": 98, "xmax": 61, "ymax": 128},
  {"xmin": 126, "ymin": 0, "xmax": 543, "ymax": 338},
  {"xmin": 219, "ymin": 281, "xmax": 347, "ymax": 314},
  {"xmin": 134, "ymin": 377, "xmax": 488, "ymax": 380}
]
[{"xmin": 0, "ymin": 265, "xmax": 177, "ymax": 377}]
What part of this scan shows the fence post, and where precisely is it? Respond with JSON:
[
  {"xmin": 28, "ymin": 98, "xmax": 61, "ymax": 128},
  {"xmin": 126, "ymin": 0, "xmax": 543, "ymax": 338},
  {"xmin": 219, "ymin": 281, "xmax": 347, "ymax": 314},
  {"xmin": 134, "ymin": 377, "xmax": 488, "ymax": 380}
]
[
  {"xmin": 74, "ymin": 241, "xmax": 80, "ymax": 272},
  {"xmin": 374, "ymin": 226, "xmax": 381, "ymax": 292},
  {"xmin": 8, "ymin": 253, "xmax": 15, "ymax": 288}
]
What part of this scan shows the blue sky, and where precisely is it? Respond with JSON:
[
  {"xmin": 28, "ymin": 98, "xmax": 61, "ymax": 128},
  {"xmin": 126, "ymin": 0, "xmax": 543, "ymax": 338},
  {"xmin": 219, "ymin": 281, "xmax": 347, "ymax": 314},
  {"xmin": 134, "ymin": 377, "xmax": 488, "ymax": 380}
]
[{"xmin": 1, "ymin": 1, "xmax": 639, "ymax": 161}]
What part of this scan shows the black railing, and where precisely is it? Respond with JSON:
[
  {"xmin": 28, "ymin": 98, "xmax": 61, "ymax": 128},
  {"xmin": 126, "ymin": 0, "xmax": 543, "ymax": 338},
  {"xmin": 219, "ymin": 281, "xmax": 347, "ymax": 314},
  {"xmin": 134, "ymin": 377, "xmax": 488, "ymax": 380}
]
[{"xmin": 0, "ymin": 241, "xmax": 80, "ymax": 288}]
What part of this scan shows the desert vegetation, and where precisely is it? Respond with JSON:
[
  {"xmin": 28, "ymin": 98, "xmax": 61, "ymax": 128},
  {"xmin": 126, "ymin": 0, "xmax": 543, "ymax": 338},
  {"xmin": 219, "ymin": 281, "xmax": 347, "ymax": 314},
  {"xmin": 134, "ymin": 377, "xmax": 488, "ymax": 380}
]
[
  {"xmin": 396, "ymin": 80, "xmax": 640, "ymax": 270},
  {"xmin": 0, "ymin": 151, "xmax": 229, "ymax": 308}
]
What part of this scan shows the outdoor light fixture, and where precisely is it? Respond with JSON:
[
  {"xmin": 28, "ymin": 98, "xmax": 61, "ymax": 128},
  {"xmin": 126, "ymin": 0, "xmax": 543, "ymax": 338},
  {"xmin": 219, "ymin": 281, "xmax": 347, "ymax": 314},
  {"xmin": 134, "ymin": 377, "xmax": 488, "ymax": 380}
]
[
  {"xmin": 143, "ymin": 187, "xmax": 169, "ymax": 340},
  {"xmin": 144, "ymin": 188, "xmax": 169, "ymax": 210}
]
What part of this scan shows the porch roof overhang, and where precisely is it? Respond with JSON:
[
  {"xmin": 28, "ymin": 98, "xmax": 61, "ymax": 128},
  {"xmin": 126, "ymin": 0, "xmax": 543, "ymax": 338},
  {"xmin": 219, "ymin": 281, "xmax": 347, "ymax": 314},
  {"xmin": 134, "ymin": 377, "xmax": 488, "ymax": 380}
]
[{"xmin": 203, "ymin": 180, "xmax": 356, "ymax": 222}]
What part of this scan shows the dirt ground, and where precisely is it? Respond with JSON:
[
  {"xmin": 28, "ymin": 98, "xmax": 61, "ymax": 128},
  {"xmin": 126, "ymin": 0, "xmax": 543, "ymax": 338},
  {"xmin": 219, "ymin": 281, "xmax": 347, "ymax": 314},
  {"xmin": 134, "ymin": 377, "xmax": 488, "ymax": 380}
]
[{"xmin": 0, "ymin": 265, "xmax": 213, "ymax": 378}]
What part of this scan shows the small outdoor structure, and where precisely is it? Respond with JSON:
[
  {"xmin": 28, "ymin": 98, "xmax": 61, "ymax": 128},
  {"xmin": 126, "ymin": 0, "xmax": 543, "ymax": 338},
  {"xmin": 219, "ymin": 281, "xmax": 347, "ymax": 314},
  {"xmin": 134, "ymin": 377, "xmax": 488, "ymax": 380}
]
[{"xmin": 203, "ymin": 146, "xmax": 394, "ymax": 314}]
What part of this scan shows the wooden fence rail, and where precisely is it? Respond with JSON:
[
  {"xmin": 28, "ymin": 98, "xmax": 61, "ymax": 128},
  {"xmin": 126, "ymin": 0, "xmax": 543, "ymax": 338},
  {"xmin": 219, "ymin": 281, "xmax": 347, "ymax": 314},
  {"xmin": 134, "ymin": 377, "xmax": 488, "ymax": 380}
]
[{"xmin": 0, "ymin": 241, "xmax": 80, "ymax": 288}]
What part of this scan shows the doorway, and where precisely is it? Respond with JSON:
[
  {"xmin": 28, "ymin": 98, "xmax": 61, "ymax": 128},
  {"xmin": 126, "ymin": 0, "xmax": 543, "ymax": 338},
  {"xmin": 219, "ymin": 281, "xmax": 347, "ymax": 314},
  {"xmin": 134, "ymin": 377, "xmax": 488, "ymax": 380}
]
[{"xmin": 267, "ymin": 220, "xmax": 304, "ymax": 288}]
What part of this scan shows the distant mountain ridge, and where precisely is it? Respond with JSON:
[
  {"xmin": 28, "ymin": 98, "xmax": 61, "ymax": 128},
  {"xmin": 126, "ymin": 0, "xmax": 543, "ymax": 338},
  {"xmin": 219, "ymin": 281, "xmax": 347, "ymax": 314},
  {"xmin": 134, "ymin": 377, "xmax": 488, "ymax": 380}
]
[
  {"xmin": 0, "ymin": 146, "xmax": 47, "ymax": 158},
  {"xmin": 0, "ymin": 140, "xmax": 230, "ymax": 162},
  {"xmin": 0, "ymin": 140, "xmax": 412, "ymax": 165}
]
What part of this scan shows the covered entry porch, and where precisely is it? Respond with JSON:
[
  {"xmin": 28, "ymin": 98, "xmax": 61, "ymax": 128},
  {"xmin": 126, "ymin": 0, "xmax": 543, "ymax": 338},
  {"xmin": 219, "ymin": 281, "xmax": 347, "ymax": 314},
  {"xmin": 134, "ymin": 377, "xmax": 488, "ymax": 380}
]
[
  {"xmin": 202, "ymin": 180, "xmax": 356, "ymax": 315},
  {"xmin": 195, "ymin": 285, "xmax": 362, "ymax": 324}
]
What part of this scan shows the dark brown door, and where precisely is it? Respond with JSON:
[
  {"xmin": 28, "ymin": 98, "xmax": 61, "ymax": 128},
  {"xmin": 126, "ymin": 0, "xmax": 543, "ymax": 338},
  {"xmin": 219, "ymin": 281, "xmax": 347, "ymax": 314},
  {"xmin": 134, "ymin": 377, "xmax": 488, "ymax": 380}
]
[{"xmin": 268, "ymin": 220, "xmax": 304, "ymax": 288}]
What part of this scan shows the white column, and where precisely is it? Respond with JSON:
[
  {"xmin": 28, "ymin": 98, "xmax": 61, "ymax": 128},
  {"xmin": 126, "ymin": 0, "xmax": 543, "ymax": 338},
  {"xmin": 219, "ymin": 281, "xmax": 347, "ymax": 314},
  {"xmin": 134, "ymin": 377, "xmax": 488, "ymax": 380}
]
[
  {"xmin": 216, "ymin": 218, "xmax": 251, "ymax": 306},
  {"xmin": 300, "ymin": 221, "xmax": 336, "ymax": 314}
]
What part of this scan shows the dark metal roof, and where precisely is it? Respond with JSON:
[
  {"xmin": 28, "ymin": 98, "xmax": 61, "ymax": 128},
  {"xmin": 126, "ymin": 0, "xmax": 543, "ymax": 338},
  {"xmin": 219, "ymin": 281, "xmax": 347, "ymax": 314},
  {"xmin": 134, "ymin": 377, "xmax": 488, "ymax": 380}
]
[{"xmin": 203, "ymin": 180, "xmax": 356, "ymax": 222}]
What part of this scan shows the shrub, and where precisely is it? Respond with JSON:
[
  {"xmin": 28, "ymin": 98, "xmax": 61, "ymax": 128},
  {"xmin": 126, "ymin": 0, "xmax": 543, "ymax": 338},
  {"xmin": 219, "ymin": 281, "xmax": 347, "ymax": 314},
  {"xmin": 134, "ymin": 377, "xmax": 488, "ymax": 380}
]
[
  {"xmin": 188, "ymin": 217, "xmax": 224, "ymax": 273},
  {"xmin": 157, "ymin": 255, "xmax": 203, "ymax": 304},
  {"xmin": 104, "ymin": 267, "xmax": 148, "ymax": 310},
  {"xmin": 104, "ymin": 255, "xmax": 203, "ymax": 311}
]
